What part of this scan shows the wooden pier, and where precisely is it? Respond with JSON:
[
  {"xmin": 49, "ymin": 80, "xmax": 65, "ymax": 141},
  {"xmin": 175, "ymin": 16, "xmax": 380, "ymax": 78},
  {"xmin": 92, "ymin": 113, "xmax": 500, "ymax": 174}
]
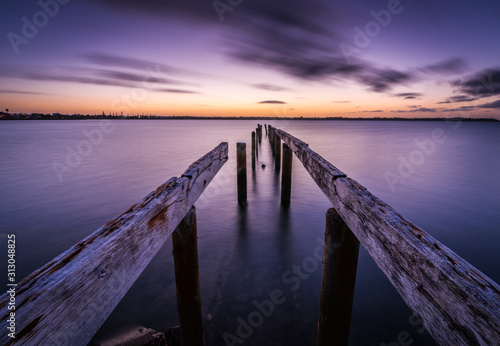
[{"xmin": 1, "ymin": 126, "xmax": 499, "ymax": 346}]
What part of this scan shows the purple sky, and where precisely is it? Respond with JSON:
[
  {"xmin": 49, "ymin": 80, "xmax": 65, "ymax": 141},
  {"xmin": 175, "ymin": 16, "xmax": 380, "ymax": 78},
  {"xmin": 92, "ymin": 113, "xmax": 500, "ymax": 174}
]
[{"xmin": 1, "ymin": 0, "xmax": 499, "ymax": 118}]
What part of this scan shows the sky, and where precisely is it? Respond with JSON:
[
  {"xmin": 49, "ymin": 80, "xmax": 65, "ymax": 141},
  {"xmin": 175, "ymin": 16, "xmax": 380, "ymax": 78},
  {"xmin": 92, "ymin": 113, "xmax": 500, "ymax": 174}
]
[{"xmin": 1, "ymin": 0, "xmax": 500, "ymax": 118}]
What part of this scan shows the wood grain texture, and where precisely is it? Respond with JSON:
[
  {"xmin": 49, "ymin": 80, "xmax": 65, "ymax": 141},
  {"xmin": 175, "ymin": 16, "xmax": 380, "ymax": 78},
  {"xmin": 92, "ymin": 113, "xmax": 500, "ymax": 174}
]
[
  {"xmin": 275, "ymin": 128, "xmax": 500, "ymax": 346},
  {"xmin": 0, "ymin": 142, "xmax": 228, "ymax": 346}
]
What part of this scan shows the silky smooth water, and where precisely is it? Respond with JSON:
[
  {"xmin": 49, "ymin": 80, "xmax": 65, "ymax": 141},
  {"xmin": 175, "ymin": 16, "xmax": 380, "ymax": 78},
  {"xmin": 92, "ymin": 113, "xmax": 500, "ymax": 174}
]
[{"xmin": 1, "ymin": 119, "xmax": 499, "ymax": 345}]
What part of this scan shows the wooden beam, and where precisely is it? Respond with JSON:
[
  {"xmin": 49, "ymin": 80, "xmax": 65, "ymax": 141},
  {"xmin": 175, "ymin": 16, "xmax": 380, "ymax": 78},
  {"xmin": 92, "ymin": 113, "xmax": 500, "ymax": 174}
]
[
  {"xmin": 0, "ymin": 142, "xmax": 228, "ymax": 346},
  {"xmin": 172, "ymin": 206, "xmax": 203, "ymax": 346},
  {"xmin": 275, "ymin": 128, "xmax": 500, "ymax": 345},
  {"xmin": 316, "ymin": 208, "xmax": 359, "ymax": 346}
]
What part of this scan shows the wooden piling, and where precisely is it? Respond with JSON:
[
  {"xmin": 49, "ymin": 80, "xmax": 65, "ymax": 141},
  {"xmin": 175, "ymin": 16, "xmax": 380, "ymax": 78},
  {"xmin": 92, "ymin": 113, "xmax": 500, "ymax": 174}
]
[
  {"xmin": 269, "ymin": 127, "xmax": 275, "ymax": 154},
  {"xmin": 172, "ymin": 206, "xmax": 204, "ymax": 346},
  {"xmin": 255, "ymin": 128, "xmax": 260, "ymax": 156},
  {"xmin": 264, "ymin": 124, "xmax": 268, "ymax": 135},
  {"xmin": 316, "ymin": 208, "xmax": 360, "ymax": 346},
  {"xmin": 237, "ymin": 142, "xmax": 247, "ymax": 204},
  {"xmin": 251, "ymin": 131, "xmax": 256, "ymax": 169},
  {"xmin": 281, "ymin": 143, "xmax": 292, "ymax": 206},
  {"xmin": 274, "ymin": 132, "xmax": 281, "ymax": 171}
]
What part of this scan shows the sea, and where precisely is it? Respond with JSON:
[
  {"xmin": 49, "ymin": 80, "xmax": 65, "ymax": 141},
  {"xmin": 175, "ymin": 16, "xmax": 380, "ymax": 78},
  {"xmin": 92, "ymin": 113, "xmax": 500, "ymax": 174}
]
[{"xmin": 1, "ymin": 119, "xmax": 499, "ymax": 345}]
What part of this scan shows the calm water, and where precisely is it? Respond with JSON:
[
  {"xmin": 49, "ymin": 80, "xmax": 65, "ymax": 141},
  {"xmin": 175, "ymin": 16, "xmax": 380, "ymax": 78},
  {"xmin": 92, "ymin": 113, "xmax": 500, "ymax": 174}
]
[{"xmin": 1, "ymin": 119, "xmax": 499, "ymax": 345}]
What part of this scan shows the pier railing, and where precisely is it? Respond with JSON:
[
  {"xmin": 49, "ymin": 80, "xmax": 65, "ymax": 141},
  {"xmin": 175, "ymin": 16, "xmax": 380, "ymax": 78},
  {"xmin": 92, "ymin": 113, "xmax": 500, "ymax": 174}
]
[
  {"xmin": 0, "ymin": 142, "xmax": 228, "ymax": 345},
  {"xmin": 269, "ymin": 126, "xmax": 500, "ymax": 345}
]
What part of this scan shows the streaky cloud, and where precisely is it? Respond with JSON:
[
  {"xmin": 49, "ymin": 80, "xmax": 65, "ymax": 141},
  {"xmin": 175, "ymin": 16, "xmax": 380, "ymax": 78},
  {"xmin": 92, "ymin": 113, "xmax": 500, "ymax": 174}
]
[
  {"xmin": 251, "ymin": 83, "xmax": 290, "ymax": 92},
  {"xmin": 453, "ymin": 68, "xmax": 500, "ymax": 97},
  {"xmin": 477, "ymin": 99, "xmax": 500, "ymax": 108},
  {"xmin": 258, "ymin": 100, "xmax": 287, "ymax": 104}
]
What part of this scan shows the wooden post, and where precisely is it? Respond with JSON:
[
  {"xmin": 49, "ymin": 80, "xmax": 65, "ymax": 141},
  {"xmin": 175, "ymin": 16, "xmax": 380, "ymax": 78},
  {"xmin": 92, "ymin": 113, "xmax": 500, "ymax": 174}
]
[
  {"xmin": 274, "ymin": 132, "xmax": 281, "ymax": 171},
  {"xmin": 281, "ymin": 143, "xmax": 292, "ymax": 206},
  {"xmin": 316, "ymin": 208, "xmax": 360, "ymax": 346},
  {"xmin": 172, "ymin": 206, "xmax": 204, "ymax": 346},
  {"xmin": 264, "ymin": 124, "xmax": 268, "ymax": 135},
  {"xmin": 255, "ymin": 128, "xmax": 259, "ymax": 157},
  {"xmin": 270, "ymin": 127, "xmax": 275, "ymax": 154},
  {"xmin": 237, "ymin": 142, "xmax": 247, "ymax": 204},
  {"xmin": 251, "ymin": 131, "xmax": 256, "ymax": 169}
]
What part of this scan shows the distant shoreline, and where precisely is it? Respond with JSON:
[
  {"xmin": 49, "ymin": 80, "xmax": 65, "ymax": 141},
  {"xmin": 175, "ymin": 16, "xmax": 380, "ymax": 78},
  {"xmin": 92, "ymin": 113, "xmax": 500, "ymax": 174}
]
[{"xmin": 0, "ymin": 114, "xmax": 499, "ymax": 122}]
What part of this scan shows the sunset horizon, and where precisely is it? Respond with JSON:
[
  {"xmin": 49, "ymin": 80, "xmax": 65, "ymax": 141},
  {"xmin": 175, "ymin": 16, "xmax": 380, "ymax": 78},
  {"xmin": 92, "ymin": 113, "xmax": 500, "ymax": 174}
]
[{"xmin": 1, "ymin": 1, "xmax": 500, "ymax": 119}]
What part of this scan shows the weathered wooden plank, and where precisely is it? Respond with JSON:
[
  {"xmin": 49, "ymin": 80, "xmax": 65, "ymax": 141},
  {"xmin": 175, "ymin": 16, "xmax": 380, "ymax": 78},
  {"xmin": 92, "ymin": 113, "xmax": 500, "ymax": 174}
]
[
  {"xmin": 316, "ymin": 208, "xmax": 359, "ymax": 346},
  {"xmin": 0, "ymin": 142, "xmax": 228, "ymax": 346},
  {"xmin": 275, "ymin": 128, "xmax": 500, "ymax": 345}
]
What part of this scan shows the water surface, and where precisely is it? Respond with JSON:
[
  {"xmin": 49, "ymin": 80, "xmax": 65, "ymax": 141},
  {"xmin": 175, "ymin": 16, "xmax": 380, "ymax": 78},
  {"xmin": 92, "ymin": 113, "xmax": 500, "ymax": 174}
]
[{"xmin": 1, "ymin": 119, "xmax": 499, "ymax": 345}]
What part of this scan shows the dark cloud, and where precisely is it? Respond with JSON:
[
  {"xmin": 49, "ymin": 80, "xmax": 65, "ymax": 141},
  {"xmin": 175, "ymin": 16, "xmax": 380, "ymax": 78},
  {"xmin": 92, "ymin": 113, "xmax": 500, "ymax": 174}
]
[
  {"xmin": 392, "ymin": 107, "xmax": 438, "ymax": 113},
  {"xmin": 79, "ymin": 52, "xmax": 208, "ymax": 79},
  {"xmin": 251, "ymin": 83, "xmax": 290, "ymax": 92},
  {"xmin": 0, "ymin": 66, "xmax": 199, "ymax": 93},
  {"xmin": 360, "ymin": 69, "xmax": 413, "ymax": 93},
  {"xmin": 361, "ymin": 110, "xmax": 383, "ymax": 113},
  {"xmin": 394, "ymin": 92, "xmax": 423, "ymax": 99},
  {"xmin": 420, "ymin": 58, "xmax": 469, "ymax": 75},
  {"xmin": 453, "ymin": 68, "xmax": 500, "ymax": 97},
  {"xmin": 331, "ymin": 100, "xmax": 351, "ymax": 103},
  {"xmin": 477, "ymin": 99, "xmax": 500, "ymax": 108},
  {"xmin": 22, "ymin": 72, "xmax": 135, "ymax": 88},
  {"xmin": 155, "ymin": 88, "xmax": 199, "ymax": 94},
  {"xmin": 0, "ymin": 89, "xmax": 45, "ymax": 95},
  {"xmin": 437, "ymin": 95, "xmax": 479, "ymax": 104},
  {"xmin": 258, "ymin": 100, "xmax": 287, "ymax": 104},
  {"xmin": 95, "ymin": 69, "xmax": 181, "ymax": 85},
  {"xmin": 81, "ymin": 52, "xmax": 177, "ymax": 73},
  {"xmin": 441, "ymin": 106, "xmax": 478, "ymax": 112},
  {"xmin": 91, "ymin": 0, "xmax": 444, "ymax": 95}
]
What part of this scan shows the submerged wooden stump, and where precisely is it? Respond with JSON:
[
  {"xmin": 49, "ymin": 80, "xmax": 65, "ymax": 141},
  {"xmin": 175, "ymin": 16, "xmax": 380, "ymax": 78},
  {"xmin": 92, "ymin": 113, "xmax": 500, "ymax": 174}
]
[
  {"xmin": 172, "ymin": 207, "xmax": 204, "ymax": 346},
  {"xmin": 252, "ymin": 131, "xmax": 256, "ymax": 169},
  {"xmin": 274, "ymin": 132, "xmax": 281, "ymax": 172},
  {"xmin": 316, "ymin": 208, "xmax": 360, "ymax": 346},
  {"xmin": 281, "ymin": 143, "xmax": 292, "ymax": 206},
  {"xmin": 237, "ymin": 142, "xmax": 247, "ymax": 204}
]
